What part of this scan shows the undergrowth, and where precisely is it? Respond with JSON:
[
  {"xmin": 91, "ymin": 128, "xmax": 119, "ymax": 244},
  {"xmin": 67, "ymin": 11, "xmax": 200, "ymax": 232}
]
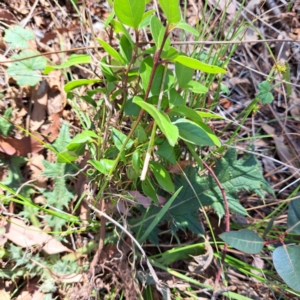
[{"xmin": 0, "ymin": 0, "xmax": 300, "ymax": 299}]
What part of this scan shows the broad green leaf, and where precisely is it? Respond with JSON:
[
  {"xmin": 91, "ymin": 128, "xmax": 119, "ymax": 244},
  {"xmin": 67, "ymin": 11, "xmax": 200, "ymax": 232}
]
[
  {"xmin": 156, "ymin": 140, "xmax": 177, "ymax": 165},
  {"xmin": 139, "ymin": 57, "xmax": 169, "ymax": 96},
  {"xmin": 52, "ymin": 122, "xmax": 71, "ymax": 152},
  {"xmin": 88, "ymin": 159, "xmax": 115, "ymax": 175},
  {"xmin": 97, "ymin": 38, "xmax": 125, "ymax": 64},
  {"xmin": 57, "ymin": 151, "xmax": 78, "ymax": 163},
  {"xmin": 66, "ymin": 130, "xmax": 98, "ymax": 152},
  {"xmin": 287, "ymin": 195, "xmax": 300, "ymax": 234},
  {"xmin": 142, "ymin": 177, "xmax": 159, "ymax": 203},
  {"xmin": 4, "ymin": 26, "xmax": 34, "ymax": 48},
  {"xmin": 7, "ymin": 50, "xmax": 47, "ymax": 86},
  {"xmin": 133, "ymin": 124, "xmax": 148, "ymax": 143},
  {"xmin": 174, "ymin": 55, "xmax": 226, "ymax": 74},
  {"xmin": 114, "ymin": 0, "xmax": 145, "ymax": 29},
  {"xmin": 133, "ymin": 96, "xmax": 179, "ymax": 146},
  {"xmin": 257, "ymin": 81, "xmax": 274, "ymax": 104},
  {"xmin": 169, "ymin": 88, "xmax": 184, "ymax": 106},
  {"xmin": 139, "ymin": 10, "xmax": 156, "ymax": 29},
  {"xmin": 158, "ymin": 0, "xmax": 181, "ymax": 24},
  {"xmin": 170, "ymin": 105, "xmax": 203, "ymax": 122},
  {"xmin": 138, "ymin": 187, "xmax": 182, "ymax": 243},
  {"xmin": 173, "ymin": 118, "xmax": 219, "ymax": 146},
  {"xmin": 119, "ymin": 35, "xmax": 132, "ymax": 63},
  {"xmin": 44, "ymin": 54, "xmax": 91, "ymax": 74},
  {"xmin": 112, "ymin": 128, "xmax": 134, "ymax": 151},
  {"xmin": 173, "ymin": 21, "xmax": 199, "ymax": 36},
  {"xmin": 219, "ymin": 229, "xmax": 264, "ymax": 254},
  {"xmin": 150, "ymin": 161, "xmax": 175, "ymax": 193},
  {"xmin": 175, "ymin": 62, "xmax": 194, "ymax": 88},
  {"xmin": 132, "ymin": 150, "xmax": 141, "ymax": 174},
  {"xmin": 0, "ymin": 108, "xmax": 13, "ymax": 136},
  {"xmin": 150, "ymin": 16, "xmax": 167, "ymax": 50},
  {"xmin": 273, "ymin": 245, "xmax": 300, "ymax": 291},
  {"xmin": 161, "ymin": 46, "xmax": 179, "ymax": 60},
  {"xmin": 184, "ymin": 80, "xmax": 208, "ymax": 94},
  {"xmin": 100, "ymin": 56, "xmax": 117, "ymax": 82},
  {"xmin": 64, "ymin": 79, "xmax": 102, "ymax": 93}
]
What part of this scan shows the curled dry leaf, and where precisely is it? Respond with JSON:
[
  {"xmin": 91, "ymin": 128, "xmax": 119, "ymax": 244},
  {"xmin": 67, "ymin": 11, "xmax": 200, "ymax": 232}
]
[
  {"xmin": 188, "ymin": 242, "xmax": 214, "ymax": 273},
  {"xmin": 3, "ymin": 217, "xmax": 72, "ymax": 254}
]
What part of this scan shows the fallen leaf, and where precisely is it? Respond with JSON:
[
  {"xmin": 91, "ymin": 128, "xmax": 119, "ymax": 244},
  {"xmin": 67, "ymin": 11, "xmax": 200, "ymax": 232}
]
[
  {"xmin": 30, "ymin": 80, "xmax": 48, "ymax": 131},
  {"xmin": 4, "ymin": 218, "xmax": 73, "ymax": 254},
  {"xmin": 0, "ymin": 134, "xmax": 44, "ymax": 156},
  {"xmin": 28, "ymin": 154, "xmax": 47, "ymax": 188},
  {"xmin": 128, "ymin": 190, "xmax": 166, "ymax": 208}
]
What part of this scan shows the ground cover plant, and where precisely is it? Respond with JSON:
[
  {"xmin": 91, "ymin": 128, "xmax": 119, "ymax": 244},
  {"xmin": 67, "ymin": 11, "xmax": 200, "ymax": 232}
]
[{"xmin": 0, "ymin": 0, "xmax": 300, "ymax": 299}]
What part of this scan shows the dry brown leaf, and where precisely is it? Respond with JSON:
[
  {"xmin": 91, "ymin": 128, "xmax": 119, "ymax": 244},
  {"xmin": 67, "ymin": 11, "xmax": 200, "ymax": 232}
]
[
  {"xmin": 0, "ymin": 134, "xmax": 44, "ymax": 156},
  {"xmin": 0, "ymin": 290, "xmax": 10, "ymax": 300},
  {"xmin": 30, "ymin": 80, "xmax": 48, "ymax": 131},
  {"xmin": 168, "ymin": 161, "xmax": 194, "ymax": 174},
  {"xmin": 28, "ymin": 154, "xmax": 47, "ymax": 188},
  {"xmin": 4, "ymin": 218, "xmax": 73, "ymax": 254},
  {"xmin": 50, "ymin": 272, "xmax": 84, "ymax": 283},
  {"xmin": 289, "ymin": 91, "xmax": 300, "ymax": 117},
  {"xmin": 262, "ymin": 124, "xmax": 300, "ymax": 178},
  {"xmin": 41, "ymin": 112, "xmax": 62, "ymax": 143},
  {"xmin": 128, "ymin": 190, "xmax": 166, "ymax": 208},
  {"xmin": 47, "ymin": 70, "xmax": 66, "ymax": 115},
  {"xmin": 188, "ymin": 242, "xmax": 214, "ymax": 273}
]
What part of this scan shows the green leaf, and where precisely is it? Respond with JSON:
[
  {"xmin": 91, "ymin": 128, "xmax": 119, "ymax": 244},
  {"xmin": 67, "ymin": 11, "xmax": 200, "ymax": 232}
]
[
  {"xmin": 139, "ymin": 10, "xmax": 156, "ymax": 29},
  {"xmin": 104, "ymin": 10, "xmax": 115, "ymax": 28},
  {"xmin": 273, "ymin": 245, "xmax": 300, "ymax": 291},
  {"xmin": 173, "ymin": 21, "xmax": 199, "ymax": 36},
  {"xmin": 197, "ymin": 111, "xmax": 224, "ymax": 119},
  {"xmin": 4, "ymin": 26, "xmax": 34, "ymax": 48},
  {"xmin": 156, "ymin": 140, "xmax": 177, "ymax": 165},
  {"xmin": 112, "ymin": 128, "xmax": 134, "ymax": 151},
  {"xmin": 132, "ymin": 150, "xmax": 141, "ymax": 174},
  {"xmin": 169, "ymin": 88, "xmax": 184, "ymax": 106},
  {"xmin": 150, "ymin": 16, "xmax": 167, "ymax": 50},
  {"xmin": 170, "ymin": 105, "xmax": 203, "ymax": 122},
  {"xmin": 114, "ymin": 0, "xmax": 145, "ymax": 29},
  {"xmin": 173, "ymin": 118, "xmax": 220, "ymax": 146},
  {"xmin": 64, "ymin": 79, "xmax": 102, "ymax": 93},
  {"xmin": 219, "ymin": 229, "xmax": 264, "ymax": 254},
  {"xmin": 174, "ymin": 55, "xmax": 226, "ymax": 74},
  {"xmin": 257, "ymin": 81, "xmax": 274, "ymax": 104},
  {"xmin": 119, "ymin": 35, "xmax": 132, "ymax": 63},
  {"xmin": 158, "ymin": 0, "xmax": 181, "ymax": 24},
  {"xmin": 140, "ymin": 56, "xmax": 168, "ymax": 96},
  {"xmin": 44, "ymin": 54, "xmax": 91, "ymax": 74},
  {"xmin": 142, "ymin": 177, "xmax": 159, "ymax": 203},
  {"xmin": 88, "ymin": 159, "xmax": 115, "ymax": 175},
  {"xmin": 7, "ymin": 50, "xmax": 47, "ymax": 86},
  {"xmin": 133, "ymin": 96, "xmax": 179, "ymax": 147},
  {"xmin": 150, "ymin": 161, "xmax": 175, "ymax": 193},
  {"xmin": 161, "ymin": 46, "xmax": 179, "ymax": 60},
  {"xmin": 110, "ymin": 20, "xmax": 135, "ymax": 47},
  {"xmin": 287, "ymin": 195, "xmax": 300, "ymax": 234},
  {"xmin": 57, "ymin": 151, "xmax": 79, "ymax": 163},
  {"xmin": 175, "ymin": 62, "xmax": 194, "ymax": 88},
  {"xmin": 184, "ymin": 80, "xmax": 208, "ymax": 94},
  {"xmin": 0, "ymin": 108, "xmax": 13, "ymax": 136},
  {"xmin": 97, "ymin": 38, "xmax": 125, "ymax": 64},
  {"xmin": 138, "ymin": 187, "xmax": 182, "ymax": 243}
]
